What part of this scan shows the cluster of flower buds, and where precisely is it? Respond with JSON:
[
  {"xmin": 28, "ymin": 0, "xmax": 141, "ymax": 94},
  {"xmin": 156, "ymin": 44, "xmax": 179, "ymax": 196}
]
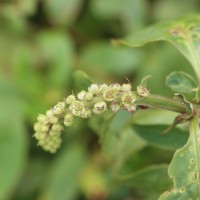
[
  {"xmin": 34, "ymin": 82, "xmax": 150, "ymax": 153},
  {"xmin": 33, "ymin": 102, "xmax": 66, "ymax": 153}
]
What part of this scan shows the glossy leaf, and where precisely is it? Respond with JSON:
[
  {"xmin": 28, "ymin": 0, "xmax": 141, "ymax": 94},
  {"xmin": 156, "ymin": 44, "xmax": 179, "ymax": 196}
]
[
  {"xmin": 115, "ymin": 15, "xmax": 200, "ymax": 83},
  {"xmin": 132, "ymin": 124, "xmax": 188, "ymax": 150},
  {"xmin": 159, "ymin": 114, "xmax": 200, "ymax": 199},
  {"xmin": 166, "ymin": 71, "xmax": 198, "ymax": 93}
]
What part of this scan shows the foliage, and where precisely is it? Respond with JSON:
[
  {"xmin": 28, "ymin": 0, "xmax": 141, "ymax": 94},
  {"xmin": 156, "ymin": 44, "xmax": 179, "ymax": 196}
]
[{"xmin": 1, "ymin": 0, "xmax": 200, "ymax": 200}]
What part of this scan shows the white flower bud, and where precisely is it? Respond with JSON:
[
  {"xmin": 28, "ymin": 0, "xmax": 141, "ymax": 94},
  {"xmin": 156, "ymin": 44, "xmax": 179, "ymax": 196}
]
[
  {"xmin": 34, "ymin": 132, "xmax": 41, "ymax": 139},
  {"xmin": 38, "ymin": 140, "xmax": 47, "ymax": 146},
  {"xmin": 121, "ymin": 91, "xmax": 136, "ymax": 106},
  {"xmin": 137, "ymin": 86, "xmax": 149, "ymax": 97},
  {"xmin": 99, "ymin": 84, "xmax": 109, "ymax": 93},
  {"xmin": 49, "ymin": 116, "xmax": 59, "ymax": 124},
  {"xmin": 77, "ymin": 90, "xmax": 87, "ymax": 100},
  {"xmin": 88, "ymin": 84, "xmax": 100, "ymax": 95},
  {"xmin": 109, "ymin": 83, "xmax": 121, "ymax": 92},
  {"xmin": 51, "ymin": 134, "xmax": 61, "ymax": 141},
  {"xmin": 53, "ymin": 102, "xmax": 66, "ymax": 115},
  {"xmin": 41, "ymin": 125, "xmax": 49, "ymax": 132},
  {"xmin": 66, "ymin": 95, "xmax": 76, "ymax": 104},
  {"xmin": 93, "ymin": 102, "xmax": 107, "ymax": 114},
  {"xmin": 69, "ymin": 101, "xmax": 85, "ymax": 116},
  {"xmin": 35, "ymin": 132, "xmax": 46, "ymax": 140},
  {"xmin": 49, "ymin": 130, "xmax": 59, "ymax": 136},
  {"xmin": 85, "ymin": 92, "xmax": 94, "ymax": 101},
  {"xmin": 52, "ymin": 124, "xmax": 63, "ymax": 132},
  {"xmin": 121, "ymin": 83, "xmax": 132, "ymax": 92},
  {"xmin": 64, "ymin": 113, "xmax": 74, "ymax": 122},
  {"xmin": 46, "ymin": 109, "xmax": 54, "ymax": 118},
  {"xmin": 81, "ymin": 109, "xmax": 92, "ymax": 118},
  {"xmin": 37, "ymin": 114, "xmax": 47, "ymax": 123},
  {"xmin": 125, "ymin": 104, "xmax": 137, "ymax": 112},
  {"xmin": 34, "ymin": 122, "xmax": 42, "ymax": 132},
  {"xmin": 110, "ymin": 102, "xmax": 121, "ymax": 112},
  {"xmin": 64, "ymin": 121, "xmax": 73, "ymax": 127},
  {"xmin": 103, "ymin": 89, "xmax": 117, "ymax": 101},
  {"xmin": 52, "ymin": 106, "xmax": 63, "ymax": 115}
]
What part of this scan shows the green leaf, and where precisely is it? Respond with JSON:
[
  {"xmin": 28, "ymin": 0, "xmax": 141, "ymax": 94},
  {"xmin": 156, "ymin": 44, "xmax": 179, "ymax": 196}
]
[
  {"xmin": 118, "ymin": 165, "xmax": 172, "ymax": 200},
  {"xmin": 132, "ymin": 124, "xmax": 188, "ymax": 150},
  {"xmin": 115, "ymin": 14, "xmax": 200, "ymax": 83},
  {"xmin": 36, "ymin": 30, "xmax": 74, "ymax": 89},
  {"xmin": 159, "ymin": 114, "xmax": 200, "ymax": 199},
  {"xmin": 44, "ymin": 0, "xmax": 83, "ymax": 26},
  {"xmin": 100, "ymin": 111, "xmax": 146, "ymax": 172},
  {"xmin": 39, "ymin": 143, "xmax": 87, "ymax": 200},
  {"xmin": 133, "ymin": 109, "xmax": 178, "ymax": 125},
  {"xmin": 90, "ymin": 0, "xmax": 147, "ymax": 33},
  {"xmin": 80, "ymin": 42, "xmax": 143, "ymax": 77},
  {"xmin": 73, "ymin": 70, "xmax": 93, "ymax": 91},
  {"xmin": 0, "ymin": 78, "xmax": 28, "ymax": 200},
  {"xmin": 166, "ymin": 71, "xmax": 198, "ymax": 93}
]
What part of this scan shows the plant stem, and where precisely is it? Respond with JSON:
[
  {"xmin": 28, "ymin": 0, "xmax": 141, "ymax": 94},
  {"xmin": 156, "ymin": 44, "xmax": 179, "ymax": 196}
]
[{"xmin": 136, "ymin": 93, "xmax": 187, "ymax": 113}]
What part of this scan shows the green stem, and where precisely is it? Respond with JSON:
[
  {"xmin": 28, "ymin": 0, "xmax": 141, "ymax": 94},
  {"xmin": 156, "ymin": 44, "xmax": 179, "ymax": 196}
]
[{"xmin": 136, "ymin": 93, "xmax": 188, "ymax": 113}]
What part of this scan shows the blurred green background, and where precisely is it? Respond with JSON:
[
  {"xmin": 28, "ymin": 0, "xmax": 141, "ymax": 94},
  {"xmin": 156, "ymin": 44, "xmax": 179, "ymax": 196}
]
[{"xmin": 0, "ymin": 0, "xmax": 199, "ymax": 200}]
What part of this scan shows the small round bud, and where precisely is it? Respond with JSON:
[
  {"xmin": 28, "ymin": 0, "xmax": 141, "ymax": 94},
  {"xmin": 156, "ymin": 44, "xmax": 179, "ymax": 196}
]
[
  {"xmin": 85, "ymin": 92, "xmax": 94, "ymax": 101},
  {"xmin": 69, "ymin": 101, "xmax": 85, "ymax": 116},
  {"xmin": 121, "ymin": 83, "xmax": 132, "ymax": 92},
  {"xmin": 49, "ymin": 130, "xmax": 59, "ymax": 136},
  {"xmin": 46, "ymin": 109, "xmax": 54, "ymax": 118},
  {"xmin": 38, "ymin": 140, "xmax": 47, "ymax": 147},
  {"xmin": 77, "ymin": 90, "xmax": 87, "ymax": 100},
  {"xmin": 34, "ymin": 122, "xmax": 42, "ymax": 132},
  {"xmin": 37, "ymin": 114, "xmax": 47, "ymax": 123},
  {"xmin": 52, "ymin": 124, "xmax": 63, "ymax": 132},
  {"xmin": 64, "ymin": 113, "xmax": 74, "ymax": 122},
  {"xmin": 34, "ymin": 132, "xmax": 42, "ymax": 140},
  {"xmin": 100, "ymin": 84, "xmax": 109, "ymax": 93},
  {"xmin": 137, "ymin": 86, "xmax": 149, "ymax": 97},
  {"xmin": 41, "ymin": 125, "xmax": 49, "ymax": 132},
  {"xmin": 53, "ymin": 102, "xmax": 66, "ymax": 115},
  {"xmin": 49, "ymin": 116, "xmax": 59, "ymax": 124},
  {"xmin": 121, "ymin": 91, "xmax": 136, "ymax": 106},
  {"xmin": 125, "ymin": 104, "xmax": 137, "ymax": 112},
  {"xmin": 50, "ymin": 135, "xmax": 61, "ymax": 142},
  {"xmin": 66, "ymin": 95, "xmax": 76, "ymax": 104},
  {"xmin": 109, "ymin": 83, "xmax": 121, "ymax": 92},
  {"xmin": 34, "ymin": 132, "xmax": 46, "ymax": 140},
  {"xmin": 103, "ymin": 89, "xmax": 117, "ymax": 101},
  {"xmin": 93, "ymin": 102, "xmax": 107, "ymax": 114},
  {"xmin": 81, "ymin": 109, "xmax": 92, "ymax": 118},
  {"xmin": 110, "ymin": 102, "xmax": 121, "ymax": 113},
  {"xmin": 52, "ymin": 106, "xmax": 62, "ymax": 115},
  {"xmin": 88, "ymin": 84, "xmax": 100, "ymax": 95},
  {"xmin": 34, "ymin": 132, "xmax": 39, "ymax": 139},
  {"xmin": 64, "ymin": 120, "xmax": 73, "ymax": 127}
]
